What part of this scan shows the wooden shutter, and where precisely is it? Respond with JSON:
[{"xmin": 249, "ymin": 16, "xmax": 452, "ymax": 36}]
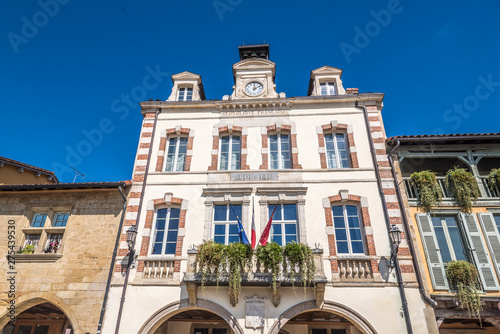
[
  {"xmin": 478, "ymin": 212, "xmax": 500, "ymax": 281},
  {"xmin": 416, "ymin": 213, "xmax": 449, "ymax": 290},
  {"xmin": 461, "ymin": 213, "xmax": 500, "ymax": 291}
]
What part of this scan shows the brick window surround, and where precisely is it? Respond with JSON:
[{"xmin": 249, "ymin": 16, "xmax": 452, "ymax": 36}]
[
  {"xmin": 136, "ymin": 194, "xmax": 187, "ymax": 274},
  {"xmin": 156, "ymin": 127, "xmax": 194, "ymax": 172},
  {"xmin": 317, "ymin": 121, "xmax": 359, "ymax": 169},
  {"xmin": 323, "ymin": 190, "xmax": 377, "ymax": 274},
  {"xmin": 208, "ymin": 125, "xmax": 249, "ymax": 171},
  {"xmin": 260, "ymin": 123, "xmax": 302, "ymax": 170}
]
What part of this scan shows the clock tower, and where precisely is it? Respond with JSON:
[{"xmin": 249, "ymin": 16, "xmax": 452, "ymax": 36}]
[{"xmin": 226, "ymin": 44, "xmax": 281, "ymax": 100}]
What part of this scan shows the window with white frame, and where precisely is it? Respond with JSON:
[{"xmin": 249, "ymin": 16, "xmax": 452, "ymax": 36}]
[
  {"xmin": 165, "ymin": 137, "xmax": 188, "ymax": 172},
  {"xmin": 178, "ymin": 87, "xmax": 193, "ymax": 101},
  {"xmin": 332, "ymin": 205, "xmax": 364, "ymax": 254},
  {"xmin": 22, "ymin": 211, "xmax": 69, "ymax": 254},
  {"xmin": 270, "ymin": 204, "xmax": 298, "ymax": 246},
  {"xmin": 269, "ymin": 134, "xmax": 291, "ymax": 169},
  {"xmin": 324, "ymin": 133, "xmax": 350, "ymax": 168},
  {"xmin": 320, "ymin": 82, "xmax": 336, "ymax": 96},
  {"xmin": 213, "ymin": 204, "xmax": 241, "ymax": 245},
  {"xmin": 151, "ymin": 208, "xmax": 180, "ymax": 255},
  {"xmin": 219, "ymin": 135, "xmax": 241, "ymax": 170},
  {"xmin": 431, "ymin": 215, "xmax": 468, "ymax": 263}
]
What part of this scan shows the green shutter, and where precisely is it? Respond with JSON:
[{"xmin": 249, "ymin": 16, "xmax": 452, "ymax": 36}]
[
  {"xmin": 461, "ymin": 213, "xmax": 500, "ymax": 291},
  {"xmin": 478, "ymin": 212, "xmax": 500, "ymax": 282},
  {"xmin": 416, "ymin": 213, "xmax": 449, "ymax": 290}
]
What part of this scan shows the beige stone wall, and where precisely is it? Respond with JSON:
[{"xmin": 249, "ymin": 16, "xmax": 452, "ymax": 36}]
[{"xmin": 0, "ymin": 187, "xmax": 127, "ymax": 334}]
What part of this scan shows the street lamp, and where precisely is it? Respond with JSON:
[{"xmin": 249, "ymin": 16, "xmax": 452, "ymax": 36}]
[
  {"xmin": 126, "ymin": 225, "xmax": 137, "ymax": 251},
  {"xmin": 389, "ymin": 224, "xmax": 401, "ymax": 267}
]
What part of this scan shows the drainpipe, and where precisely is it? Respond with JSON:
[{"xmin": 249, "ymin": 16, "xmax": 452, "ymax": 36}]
[
  {"xmin": 387, "ymin": 141, "xmax": 437, "ymax": 308},
  {"xmin": 97, "ymin": 182, "xmax": 128, "ymax": 334},
  {"xmin": 357, "ymin": 102, "xmax": 413, "ymax": 334},
  {"xmin": 115, "ymin": 108, "xmax": 161, "ymax": 334}
]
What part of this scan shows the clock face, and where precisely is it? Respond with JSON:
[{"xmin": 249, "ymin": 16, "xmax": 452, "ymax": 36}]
[{"xmin": 245, "ymin": 82, "xmax": 264, "ymax": 96}]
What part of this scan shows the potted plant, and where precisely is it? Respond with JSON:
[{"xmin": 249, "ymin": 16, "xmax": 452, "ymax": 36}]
[
  {"xmin": 256, "ymin": 242, "xmax": 283, "ymax": 294},
  {"xmin": 487, "ymin": 168, "xmax": 500, "ymax": 190},
  {"xmin": 225, "ymin": 242, "xmax": 252, "ymax": 304},
  {"xmin": 446, "ymin": 260, "xmax": 482, "ymax": 321},
  {"xmin": 195, "ymin": 240, "xmax": 226, "ymax": 287},
  {"xmin": 283, "ymin": 242, "xmax": 315, "ymax": 293},
  {"xmin": 17, "ymin": 244, "xmax": 35, "ymax": 254},
  {"xmin": 445, "ymin": 167, "xmax": 480, "ymax": 212},
  {"xmin": 409, "ymin": 170, "xmax": 442, "ymax": 212}
]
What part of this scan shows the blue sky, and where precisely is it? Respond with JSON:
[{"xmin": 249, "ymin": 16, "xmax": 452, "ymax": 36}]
[{"xmin": 1, "ymin": 0, "xmax": 499, "ymax": 183}]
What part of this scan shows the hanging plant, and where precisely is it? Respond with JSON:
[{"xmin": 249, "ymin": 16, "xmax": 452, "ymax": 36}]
[
  {"xmin": 283, "ymin": 242, "xmax": 315, "ymax": 294},
  {"xmin": 445, "ymin": 167, "xmax": 480, "ymax": 212},
  {"xmin": 409, "ymin": 170, "xmax": 442, "ymax": 212},
  {"xmin": 225, "ymin": 242, "xmax": 253, "ymax": 304},
  {"xmin": 487, "ymin": 168, "xmax": 500, "ymax": 190},
  {"xmin": 446, "ymin": 260, "xmax": 482, "ymax": 321},
  {"xmin": 256, "ymin": 242, "xmax": 283, "ymax": 293},
  {"xmin": 196, "ymin": 240, "xmax": 226, "ymax": 287}
]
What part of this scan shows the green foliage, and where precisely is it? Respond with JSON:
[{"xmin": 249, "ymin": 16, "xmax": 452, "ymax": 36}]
[
  {"xmin": 409, "ymin": 170, "xmax": 442, "ymax": 212},
  {"xmin": 487, "ymin": 168, "xmax": 500, "ymax": 189},
  {"xmin": 256, "ymin": 242, "xmax": 283, "ymax": 293},
  {"xmin": 18, "ymin": 244, "xmax": 35, "ymax": 254},
  {"xmin": 446, "ymin": 260, "xmax": 482, "ymax": 321},
  {"xmin": 196, "ymin": 240, "xmax": 225, "ymax": 287},
  {"xmin": 283, "ymin": 242, "xmax": 315, "ymax": 294},
  {"xmin": 445, "ymin": 167, "xmax": 480, "ymax": 212},
  {"xmin": 225, "ymin": 242, "xmax": 253, "ymax": 304}
]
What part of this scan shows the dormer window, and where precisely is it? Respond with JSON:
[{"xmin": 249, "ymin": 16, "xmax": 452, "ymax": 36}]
[
  {"xmin": 178, "ymin": 87, "xmax": 193, "ymax": 101},
  {"xmin": 320, "ymin": 82, "xmax": 336, "ymax": 96}
]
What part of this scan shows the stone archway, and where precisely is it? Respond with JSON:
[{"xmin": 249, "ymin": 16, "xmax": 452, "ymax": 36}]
[
  {"xmin": 138, "ymin": 299, "xmax": 244, "ymax": 334},
  {"xmin": 0, "ymin": 293, "xmax": 79, "ymax": 333},
  {"xmin": 268, "ymin": 300, "xmax": 378, "ymax": 334}
]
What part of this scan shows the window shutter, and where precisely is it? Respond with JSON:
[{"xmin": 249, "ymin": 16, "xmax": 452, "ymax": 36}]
[
  {"xmin": 461, "ymin": 213, "xmax": 500, "ymax": 291},
  {"xmin": 416, "ymin": 213, "xmax": 449, "ymax": 290},
  {"xmin": 478, "ymin": 212, "xmax": 500, "ymax": 282}
]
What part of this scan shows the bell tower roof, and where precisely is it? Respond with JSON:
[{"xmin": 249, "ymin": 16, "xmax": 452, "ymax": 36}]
[{"xmin": 238, "ymin": 44, "xmax": 269, "ymax": 60}]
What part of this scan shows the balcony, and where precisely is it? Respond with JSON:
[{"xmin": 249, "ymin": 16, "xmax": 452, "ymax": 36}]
[
  {"xmin": 183, "ymin": 248, "xmax": 328, "ymax": 307},
  {"xmin": 403, "ymin": 176, "xmax": 499, "ymax": 202}
]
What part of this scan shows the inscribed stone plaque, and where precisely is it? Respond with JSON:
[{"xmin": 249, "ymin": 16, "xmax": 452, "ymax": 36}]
[
  {"xmin": 245, "ymin": 295, "xmax": 266, "ymax": 329},
  {"xmin": 231, "ymin": 172, "xmax": 278, "ymax": 182}
]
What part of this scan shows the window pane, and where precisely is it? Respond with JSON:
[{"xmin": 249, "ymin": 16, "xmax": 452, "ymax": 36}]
[
  {"xmin": 214, "ymin": 225, "xmax": 226, "ymax": 235},
  {"xmin": 432, "ymin": 218, "xmax": 451, "ymax": 263},
  {"xmin": 332, "ymin": 206, "xmax": 343, "ymax": 216},
  {"xmin": 32, "ymin": 213, "xmax": 47, "ymax": 227},
  {"xmin": 157, "ymin": 209, "xmax": 167, "ymax": 219},
  {"xmin": 220, "ymin": 152, "xmax": 229, "ymax": 170},
  {"xmin": 166, "ymin": 231, "xmax": 178, "ymax": 242},
  {"xmin": 270, "ymin": 205, "xmax": 281, "ymax": 220},
  {"xmin": 152, "ymin": 242, "xmax": 163, "ymax": 254},
  {"xmin": 228, "ymin": 205, "xmax": 241, "ymax": 221},
  {"xmin": 337, "ymin": 241, "xmax": 349, "ymax": 253},
  {"xmin": 165, "ymin": 243, "xmax": 176, "ymax": 255},
  {"xmin": 155, "ymin": 218, "xmax": 166, "ymax": 231},
  {"xmin": 213, "ymin": 329, "xmax": 227, "ymax": 334},
  {"xmin": 228, "ymin": 235, "xmax": 240, "ymax": 244},
  {"xmin": 283, "ymin": 204, "xmax": 297, "ymax": 220},
  {"xmin": 285, "ymin": 235, "xmax": 297, "ymax": 244},
  {"xmin": 154, "ymin": 231, "xmax": 164, "ymax": 243},
  {"xmin": 285, "ymin": 223, "xmax": 297, "ymax": 235},
  {"xmin": 446, "ymin": 216, "xmax": 467, "ymax": 261},
  {"xmin": 214, "ymin": 235, "xmax": 225, "ymax": 244},
  {"xmin": 272, "ymin": 235, "xmax": 282, "ymax": 245},
  {"xmin": 349, "ymin": 228, "xmax": 362, "ymax": 241},
  {"xmin": 53, "ymin": 213, "xmax": 69, "ymax": 227},
  {"xmin": 494, "ymin": 215, "xmax": 500, "ymax": 231},
  {"xmin": 335, "ymin": 228, "xmax": 347, "ymax": 241},
  {"xmin": 214, "ymin": 206, "xmax": 227, "ymax": 221},
  {"xmin": 271, "ymin": 224, "xmax": 282, "ymax": 234}
]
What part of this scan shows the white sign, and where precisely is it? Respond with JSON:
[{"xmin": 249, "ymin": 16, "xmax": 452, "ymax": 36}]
[
  {"xmin": 231, "ymin": 172, "xmax": 278, "ymax": 181},
  {"xmin": 245, "ymin": 296, "xmax": 266, "ymax": 329}
]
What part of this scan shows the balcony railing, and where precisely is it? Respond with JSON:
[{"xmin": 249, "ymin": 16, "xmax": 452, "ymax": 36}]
[
  {"xmin": 142, "ymin": 259, "xmax": 175, "ymax": 279},
  {"xmin": 183, "ymin": 248, "xmax": 328, "ymax": 307},
  {"xmin": 403, "ymin": 176, "xmax": 499, "ymax": 200},
  {"xmin": 337, "ymin": 258, "xmax": 374, "ymax": 280}
]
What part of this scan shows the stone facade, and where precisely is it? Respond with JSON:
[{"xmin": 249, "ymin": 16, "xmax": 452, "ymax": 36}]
[{"xmin": 0, "ymin": 184, "xmax": 129, "ymax": 334}]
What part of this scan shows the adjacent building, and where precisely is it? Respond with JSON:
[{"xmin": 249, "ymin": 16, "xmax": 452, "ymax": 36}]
[
  {"xmin": 0, "ymin": 180, "xmax": 130, "ymax": 334},
  {"xmin": 388, "ymin": 133, "xmax": 500, "ymax": 332},
  {"xmin": 103, "ymin": 45, "xmax": 433, "ymax": 334}
]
